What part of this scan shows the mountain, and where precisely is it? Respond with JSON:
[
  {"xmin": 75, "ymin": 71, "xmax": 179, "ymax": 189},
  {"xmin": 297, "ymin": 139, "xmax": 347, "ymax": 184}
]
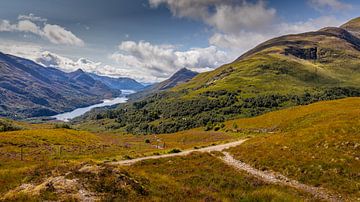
[
  {"xmin": 130, "ymin": 68, "xmax": 198, "ymax": 99},
  {"xmin": 81, "ymin": 17, "xmax": 360, "ymax": 134},
  {"xmin": 88, "ymin": 73, "xmax": 144, "ymax": 91},
  {"xmin": 0, "ymin": 53, "xmax": 120, "ymax": 119},
  {"xmin": 155, "ymin": 68, "xmax": 199, "ymax": 91}
]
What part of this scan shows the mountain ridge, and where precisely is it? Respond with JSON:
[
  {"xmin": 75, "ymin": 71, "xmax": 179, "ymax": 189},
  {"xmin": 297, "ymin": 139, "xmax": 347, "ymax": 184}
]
[{"xmin": 129, "ymin": 68, "xmax": 198, "ymax": 100}]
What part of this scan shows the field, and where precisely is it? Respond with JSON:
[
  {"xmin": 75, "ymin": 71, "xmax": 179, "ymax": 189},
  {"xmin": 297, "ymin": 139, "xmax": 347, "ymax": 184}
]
[
  {"xmin": 0, "ymin": 121, "xmax": 239, "ymax": 196},
  {"xmin": 0, "ymin": 98, "xmax": 359, "ymax": 201}
]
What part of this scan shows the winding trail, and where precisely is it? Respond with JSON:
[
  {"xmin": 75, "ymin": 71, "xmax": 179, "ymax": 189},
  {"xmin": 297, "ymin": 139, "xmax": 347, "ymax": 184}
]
[
  {"xmin": 220, "ymin": 152, "xmax": 342, "ymax": 202},
  {"xmin": 4, "ymin": 139, "xmax": 343, "ymax": 201},
  {"xmin": 110, "ymin": 139, "xmax": 247, "ymax": 166},
  {"xmin": 111, "ymin": 139, "xmax": 343, "ymax": 202}
]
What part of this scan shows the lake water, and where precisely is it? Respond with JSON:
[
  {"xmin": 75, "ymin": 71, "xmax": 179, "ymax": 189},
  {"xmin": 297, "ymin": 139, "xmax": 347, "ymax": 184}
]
[{"xmin": 52, "ymin": 90, "xmax": 134, "ymax": 122}]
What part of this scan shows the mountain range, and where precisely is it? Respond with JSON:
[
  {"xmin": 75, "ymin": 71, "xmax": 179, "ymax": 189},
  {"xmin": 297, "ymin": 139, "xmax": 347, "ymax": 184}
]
[
  {"xmin": 82, "ymin": 17, "xmax": 360, "ymax": 134},
  {"xmin": 0, "ymin": 53, "xmax": 144, "ymax": 119},
  {"xmin": 88, "ymin": 73, "xmax": 144, "ymax": 91}
]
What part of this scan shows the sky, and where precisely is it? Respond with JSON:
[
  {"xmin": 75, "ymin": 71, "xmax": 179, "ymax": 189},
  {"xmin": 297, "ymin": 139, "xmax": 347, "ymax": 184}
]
[{"xmin": 0, "ymin": 0, "xmax": 359, "ymax": 82}]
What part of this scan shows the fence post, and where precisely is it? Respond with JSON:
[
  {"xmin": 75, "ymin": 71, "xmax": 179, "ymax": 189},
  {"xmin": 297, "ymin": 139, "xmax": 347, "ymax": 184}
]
[
  {"xmin": 20, "ymin": 147, "xmax": 23, "ymax": 161},
  {"xmin": 58, "ymin": 145, "xmax": 62, "ymax": 157}
]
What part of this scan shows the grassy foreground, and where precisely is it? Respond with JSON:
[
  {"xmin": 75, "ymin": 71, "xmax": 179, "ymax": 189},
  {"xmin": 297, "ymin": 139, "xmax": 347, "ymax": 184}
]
[
  {"xmin": 0, "ymin": 121, "xmax": 238, "ymax": 196},
  {"xmin": 3, "ymin": 153, "xmax": 312, "ymax": 201},
  {"xmin": 226, "ymin": 97, "xmax": 360, "ymax": 200},
  {"xmin": 0, "ymin": 98, "xmax": 359, "ymax": 201}
]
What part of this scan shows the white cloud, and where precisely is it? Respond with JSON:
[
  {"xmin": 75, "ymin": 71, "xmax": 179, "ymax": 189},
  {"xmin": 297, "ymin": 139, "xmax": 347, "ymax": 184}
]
[
  {"xmin": 17, "ymin": 20, "xmax": 42, "ymax": 34},
  {"xmin": 149, "ymin": 0, "xmax": 276, "ymax": 33},
  {"xmin": 110, "ymin": 40, "xmax": 229, "ymax": 81},
  {"xmin": 18, "ymin": 13, "xmax": 47, "ymax": 22},
  {"xmin": 0, "ymin": 14, "xmax": 84, "ymax": 46},
  {"xmin": 0, "ymin": 20, "xmax": 14, "ymax": 31},
  {"xmin": 309, "ymin": 0, "xmax": 352, "ymax": 11},
  {"xmin": 42, "ymin": 24, "xmax": 84, "ymax": 46}
]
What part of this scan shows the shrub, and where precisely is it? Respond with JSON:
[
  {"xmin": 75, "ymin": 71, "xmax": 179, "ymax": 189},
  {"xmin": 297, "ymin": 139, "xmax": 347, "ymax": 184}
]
[
  {"xmin": 0, "ymin": 119, "xmax": 21, "ymax": 132},
  {"xmin": 168, "ymin": 148, "xmax": 182, "ymax": 154},
  {"xmin": 232, "ymin": 123, "xmax": 238, "ymax": 129},
  {"xmin": 54, "ymin": 123, "xmax": 72, "ymax": 129}
]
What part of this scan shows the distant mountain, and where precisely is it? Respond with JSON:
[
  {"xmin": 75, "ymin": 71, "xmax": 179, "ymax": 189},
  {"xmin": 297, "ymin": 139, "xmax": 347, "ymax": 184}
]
[
  {"xmin": 0, "ymin": 53, "xmax": 120, "ymax": 119},
  {"xmin": 130, "ymin": 68, "xmax": 198, "ymax": 100},
  {"xmin": 88, "ymin": 73, "xmax": 144, "ymax": 91},
  {"xmin": 156, "ymin": 68, "xmax": 199, "ymax": 91},
  {"xmin": 83, "ymin": 17, "xmax": 360, "ymax": 134}
]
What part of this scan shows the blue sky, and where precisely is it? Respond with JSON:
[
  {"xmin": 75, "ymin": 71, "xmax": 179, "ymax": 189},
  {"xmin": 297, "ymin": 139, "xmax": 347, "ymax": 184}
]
[{"xmin": 0, "ymin": 0, "xmax": 359, "ymax": 82}]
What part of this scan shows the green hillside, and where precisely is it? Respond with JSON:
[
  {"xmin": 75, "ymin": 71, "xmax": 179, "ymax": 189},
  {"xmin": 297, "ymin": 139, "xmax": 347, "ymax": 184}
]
[
  {"xmin": 78, "ymin": 18, "xmax": 360, "ymax": 134},
  {"xmin": 1, "ymin": 98, "xmax": 358, "ymax": 201},
  {"xmin": 226, "ymin": 97, "xmax": 360, "ymax": 200}
]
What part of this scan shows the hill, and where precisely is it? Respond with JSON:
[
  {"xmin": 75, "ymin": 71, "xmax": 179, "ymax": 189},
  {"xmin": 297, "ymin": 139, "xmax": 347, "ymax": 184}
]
[
  {"xmin": 225, "ymin": 97, "xmax": 360, "ymax": 200},
  {"xmin": 0, "ymin": 53, "xmax": 120, "ymax": 119},
  {"xmin": 129, "ymin": 68, "xmax": 198, "ymax": 100},
  {"xmin": 1, "ymin": 98, "xmax": 358, "ymax": 201},
  {"xmin": 80, "ymin": 17, "xmax": 360, "ymax": 134}
]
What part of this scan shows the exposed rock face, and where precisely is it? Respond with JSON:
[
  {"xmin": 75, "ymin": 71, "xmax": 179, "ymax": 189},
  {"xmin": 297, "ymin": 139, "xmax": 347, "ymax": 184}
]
[{"xmin": 284, "ymin": 47, "xmax": 318, "ymax": 60}]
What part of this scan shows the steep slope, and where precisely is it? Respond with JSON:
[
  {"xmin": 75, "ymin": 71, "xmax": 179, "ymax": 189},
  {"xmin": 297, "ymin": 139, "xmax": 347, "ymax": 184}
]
[
  {"xmin": 81, "ymin": 17, "xmax": 360, "ymax": 134},
  {"xmin": 341, "ymin": 17, "xmax": 360, "ymax": 38},
  {"xmin": 0, "ymin": 53, "xmax": 120, "ymax": 119},
  {"xmin": 129, "ymin": 68, "xmax": 198, "ymax": 99},
  {"xmin": 88, "ymin": 73, "xmax": 144, "ymax": 91},
  {"xmin": 155, "ymin": 68, "xmax": 198, "ymax": 90}
]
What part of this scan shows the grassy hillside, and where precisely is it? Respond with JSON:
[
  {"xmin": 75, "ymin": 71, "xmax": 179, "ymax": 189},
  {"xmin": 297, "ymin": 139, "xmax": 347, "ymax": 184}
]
[
  {"xmin": 225, "ymin": 97, "xmax": 360, "ymax": 200},
  {"xmin": 0, "ymin": 98, "xmax": 358, "ymax": 200},
  {"xmin": 79, "ymin": 20, "xmax": 360, "ymax": 134}
]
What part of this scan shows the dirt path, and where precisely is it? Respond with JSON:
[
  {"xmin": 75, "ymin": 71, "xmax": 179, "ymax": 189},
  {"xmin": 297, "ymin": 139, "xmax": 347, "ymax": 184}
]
[
  {"xmin": 110, "ymin": 139, "xmax": 342, "ymax": 201},
  {"xmin": 220, "ymin": 152, "xmax": 343, "ymax": 202},
  {"xmin": 110, "ymin": 139, "xmax": 248, "ymax": 166}
]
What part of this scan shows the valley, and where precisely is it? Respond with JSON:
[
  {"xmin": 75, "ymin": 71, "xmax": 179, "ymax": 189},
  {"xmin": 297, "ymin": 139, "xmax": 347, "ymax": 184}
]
[{"xmin": 0, "ymin": 6, "xmax": 359, "ymax": 201}]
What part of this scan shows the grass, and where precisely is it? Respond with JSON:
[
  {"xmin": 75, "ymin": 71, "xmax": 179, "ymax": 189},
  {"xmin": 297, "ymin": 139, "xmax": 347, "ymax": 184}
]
[
  {"xmin": 0, "ymin": 123, "xmax": 239, "ymax": 195},
  {"xmin": 0, "ymin": 98, "xmax": 359, "ymax": 200},
  {"xmin": 226, "ymin": 97, "xmax": 360, "ymax": 200},
  {"xmin": 4, "ymin": 153, "xmax": 312, "ymax": 201},
  {"xmin": 113, "ymin": 153, "xmax": 311, "ymax": 201}
]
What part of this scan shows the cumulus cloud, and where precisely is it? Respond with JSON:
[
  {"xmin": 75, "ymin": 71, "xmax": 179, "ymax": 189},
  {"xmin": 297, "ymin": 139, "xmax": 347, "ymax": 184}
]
[
  {"xmin": 0, "ymin": 14, "xmax": 84, "ymax": 46},
  {"xmin": 42, "ymin": 24, "xmax": 84, "ymax": 46},
  {"xmin": 309, "ymin": 0, "xmax": 352, "ymax": 11},
  {"xmin": 110, "ymin": 40, "xmax": 229, "ymax": 80},
  {"xmin": 149, "ymin": 0, "xmax": 276, "ymax": 33}
]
